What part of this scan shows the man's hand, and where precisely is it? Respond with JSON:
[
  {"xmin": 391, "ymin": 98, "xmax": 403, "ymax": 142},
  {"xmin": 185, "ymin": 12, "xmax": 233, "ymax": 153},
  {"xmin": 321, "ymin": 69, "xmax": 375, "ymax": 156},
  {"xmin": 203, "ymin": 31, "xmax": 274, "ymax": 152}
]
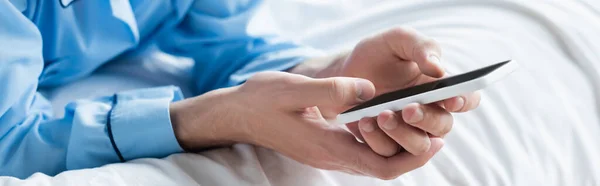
[
  {"xmin": 290, "ymin": 27, "xmax": 481, "ymax": 157},
  {"xmin": 171, "ymin": 27, "xmax": 481, "ymax": 179},
  {"xmin": 170, "ymin": 71, "xmax": 444, "ymax": 180}
]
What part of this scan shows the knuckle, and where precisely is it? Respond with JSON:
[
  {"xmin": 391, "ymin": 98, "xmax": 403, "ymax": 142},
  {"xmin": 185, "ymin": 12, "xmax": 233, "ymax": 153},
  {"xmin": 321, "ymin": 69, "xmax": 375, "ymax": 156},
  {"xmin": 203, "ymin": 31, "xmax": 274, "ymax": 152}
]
[
  {"xmin": 413, "ymin": 138, "xmax": 431, "ymax": 155},
  {"xmin": 462, "ymin": 93, "xmax": 481, "ymax": 112},
  {"xmin": 355, "ymin": 39, "xmax": 371, "ymax": 48},
  {"xmin": 414, "ymin": 38, "xmax": 438, "ymax": 57},
  {"xmin": 422, "ymin": 38, "xmax": 439, "ymax": 48},
  {"xmin": 327, "ymin": 78, "xmax": 347, "ymax": 105},
  {"xmin": 437, "ymin": 114, "xmax": 454, "ymax": 135},
  {"xmin": 420, "ymin": 110, "xmax": 436, "ymax": 129},
  {"xmin": 388, "ymin": 26, "xmax": 418, "ymax": 38},
  {"xmin": 423, "ymin": 38, "xmax": 441, "ymax": 54},
  {"xmin": 456, "ymin": 98, "xmax": 469, "ymax": 112},
  {"xmin": 411, "ymin": 111, "xmax": 428, "ymax": 127}
]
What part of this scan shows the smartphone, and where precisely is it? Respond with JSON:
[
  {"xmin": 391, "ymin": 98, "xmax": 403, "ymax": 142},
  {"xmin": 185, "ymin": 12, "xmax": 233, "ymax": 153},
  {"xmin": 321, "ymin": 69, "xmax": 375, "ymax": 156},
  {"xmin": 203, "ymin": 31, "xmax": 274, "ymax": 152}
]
[{"xmin": 335, "ymin": 60, "xmax": 518, "ymax": 124}]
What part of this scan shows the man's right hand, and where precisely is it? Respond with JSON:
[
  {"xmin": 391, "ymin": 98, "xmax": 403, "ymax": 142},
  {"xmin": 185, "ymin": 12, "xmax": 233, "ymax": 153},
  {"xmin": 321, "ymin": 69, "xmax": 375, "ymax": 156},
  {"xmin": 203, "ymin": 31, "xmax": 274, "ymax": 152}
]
[{"xmin": 169, "ymin": 71, "xmax": 444, "ymax": 180}]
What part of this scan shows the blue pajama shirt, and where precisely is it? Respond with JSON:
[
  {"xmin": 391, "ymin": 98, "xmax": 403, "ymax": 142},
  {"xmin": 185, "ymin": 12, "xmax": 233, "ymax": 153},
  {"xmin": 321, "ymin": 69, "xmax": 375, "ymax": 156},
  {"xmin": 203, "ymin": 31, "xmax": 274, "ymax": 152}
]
[{"xmin": 0, "ymin": 0, "xmax": 318, "ymax": 178}]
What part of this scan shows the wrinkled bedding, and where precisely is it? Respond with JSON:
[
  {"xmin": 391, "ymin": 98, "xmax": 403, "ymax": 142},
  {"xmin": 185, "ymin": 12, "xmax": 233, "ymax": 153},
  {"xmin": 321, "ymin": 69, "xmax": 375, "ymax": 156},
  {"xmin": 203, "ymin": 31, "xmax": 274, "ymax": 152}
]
[{"xmin": 3, "ymin": 0, "xmax": 600, "ymax": 185}]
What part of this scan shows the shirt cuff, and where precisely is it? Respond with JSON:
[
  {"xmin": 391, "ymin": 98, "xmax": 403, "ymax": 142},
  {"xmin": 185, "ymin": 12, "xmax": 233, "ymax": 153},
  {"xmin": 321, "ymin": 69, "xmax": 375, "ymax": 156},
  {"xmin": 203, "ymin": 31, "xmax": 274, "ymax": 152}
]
[
  {"xmin": 228, "ymin": 46, "xmax": 325, "ymax": 86},
  {"xmin": 109, "ymin": 86, "xmax": 184, "ymax": 161}
]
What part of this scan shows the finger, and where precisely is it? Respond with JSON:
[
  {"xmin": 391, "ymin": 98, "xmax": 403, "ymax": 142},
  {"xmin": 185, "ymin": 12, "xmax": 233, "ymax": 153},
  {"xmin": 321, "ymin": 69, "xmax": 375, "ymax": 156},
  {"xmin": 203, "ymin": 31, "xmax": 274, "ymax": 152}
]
[
  {"xmin": 377, "ymin": 110, "xmax": 431, "ymax": 155},
  {"xmin": 295, "ymin": 77, "xmax": 376, "ymax": 116},
  {"xmin": 359, "ymin": 117, "xmax": 399, "ymax": 157},
  {"xmin": 382, "ymin": 138, "xmax": 444, "ymax": 179},
  {"xmin": 442, "ymin": 91, "xmax": 482, "ymax": 112},
  {"xmin": 248, "ymin": 72, "xmax": 376, "ymax": 111},
  {"xmin": 316, "ymin": 128, "xmax": 387, "ymax": 176},
  {"xmin": 402, "ymin": 103, "xmax": 453, "ymax": 137},
  {"xmin": 328, "ymin": 129, "xmax": 441, "ymax": 180},
  {"xmin": 346, "ymin": 121, "xmax": 365, "ymax": 142},
  {"xmin": 381, "ymin": 27, "xmax": 444, "ymax": 78},
  {"xmin": 293, "ymin": 77, "xmax": 376, "ymax": 107}
]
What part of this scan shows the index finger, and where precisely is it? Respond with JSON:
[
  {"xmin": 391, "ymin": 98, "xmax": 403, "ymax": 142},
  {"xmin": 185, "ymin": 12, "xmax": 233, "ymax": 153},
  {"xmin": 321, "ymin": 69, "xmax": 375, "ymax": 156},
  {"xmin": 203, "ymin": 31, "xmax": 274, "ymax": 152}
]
[{"xmin": 381, "ymin": 27, "xmax": 444, "ymax": 78}]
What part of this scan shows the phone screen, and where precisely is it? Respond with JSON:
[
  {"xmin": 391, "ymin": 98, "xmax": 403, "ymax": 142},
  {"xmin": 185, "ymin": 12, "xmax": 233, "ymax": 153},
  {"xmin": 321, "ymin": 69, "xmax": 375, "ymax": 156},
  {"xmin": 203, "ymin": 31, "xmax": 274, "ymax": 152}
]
[{"xmin": 342, "ymin": 60, "xmax": 510, "ymax": 113}]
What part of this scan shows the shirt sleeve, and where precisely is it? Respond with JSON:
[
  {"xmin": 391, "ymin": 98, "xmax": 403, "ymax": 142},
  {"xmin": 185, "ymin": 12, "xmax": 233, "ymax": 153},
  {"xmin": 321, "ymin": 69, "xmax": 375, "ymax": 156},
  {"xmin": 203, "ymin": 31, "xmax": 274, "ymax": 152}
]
[
  {"xmin": 0, "ymin": 2, "xmax": 183, "ymax": 179},
  {"xmin": 156, "ymin": 0, "xmax": 324, "ymax": 94}
]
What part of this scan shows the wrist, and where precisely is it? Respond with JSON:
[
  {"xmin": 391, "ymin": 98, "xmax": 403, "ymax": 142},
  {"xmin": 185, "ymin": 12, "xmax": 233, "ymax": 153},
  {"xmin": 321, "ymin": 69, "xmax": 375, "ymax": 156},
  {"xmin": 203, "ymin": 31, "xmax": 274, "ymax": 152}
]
[
  {"xmin": 169, "ymin": 101, "xmax": 194, "ymax": 151},
  {"xmin": 170, "ymin": 86, "xmax": 246, "ymax": 151}
]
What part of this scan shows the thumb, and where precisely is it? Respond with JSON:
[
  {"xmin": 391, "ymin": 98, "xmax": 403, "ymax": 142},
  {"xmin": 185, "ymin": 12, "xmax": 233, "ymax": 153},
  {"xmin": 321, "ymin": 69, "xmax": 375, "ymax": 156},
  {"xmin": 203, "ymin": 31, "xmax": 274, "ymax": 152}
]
[
  {"xmin": 380, "ymin": 27, "xmax": 445, "ymax": 78},
  {"xmin": 287, "ymin": 77, "xmax": 375, "ymax": 114}
]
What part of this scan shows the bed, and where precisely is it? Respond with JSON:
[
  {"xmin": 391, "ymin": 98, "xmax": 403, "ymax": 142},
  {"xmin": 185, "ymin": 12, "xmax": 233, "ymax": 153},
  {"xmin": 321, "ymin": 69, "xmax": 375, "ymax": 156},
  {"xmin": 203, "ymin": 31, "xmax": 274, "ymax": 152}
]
[{"xmin": 2, "ymin": 0, "xmax": 599, "ymax": 185}]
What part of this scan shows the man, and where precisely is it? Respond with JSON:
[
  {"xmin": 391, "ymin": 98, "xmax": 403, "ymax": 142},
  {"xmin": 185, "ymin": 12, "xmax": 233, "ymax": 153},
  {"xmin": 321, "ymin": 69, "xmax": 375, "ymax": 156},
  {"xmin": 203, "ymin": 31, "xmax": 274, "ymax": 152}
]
[{"xmin": 0, "ymin": 0, "xmax": 480, "ymax": 180}]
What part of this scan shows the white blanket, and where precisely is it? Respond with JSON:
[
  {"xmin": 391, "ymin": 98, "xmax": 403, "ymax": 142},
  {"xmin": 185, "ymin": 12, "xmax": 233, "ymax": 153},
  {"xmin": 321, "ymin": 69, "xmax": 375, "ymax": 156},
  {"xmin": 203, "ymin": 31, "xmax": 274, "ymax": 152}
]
[{"xmin": 3, "ymin": 1, "xmax": 600, "ymax": 185}]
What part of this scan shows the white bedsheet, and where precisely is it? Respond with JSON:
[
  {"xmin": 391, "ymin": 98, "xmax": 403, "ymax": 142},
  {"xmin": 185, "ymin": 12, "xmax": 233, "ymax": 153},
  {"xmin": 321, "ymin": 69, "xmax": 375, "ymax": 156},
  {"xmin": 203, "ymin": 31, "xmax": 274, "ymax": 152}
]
[{"xmin": 3, "ymin": 1, "xmax": 600, "ymax": 185}]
